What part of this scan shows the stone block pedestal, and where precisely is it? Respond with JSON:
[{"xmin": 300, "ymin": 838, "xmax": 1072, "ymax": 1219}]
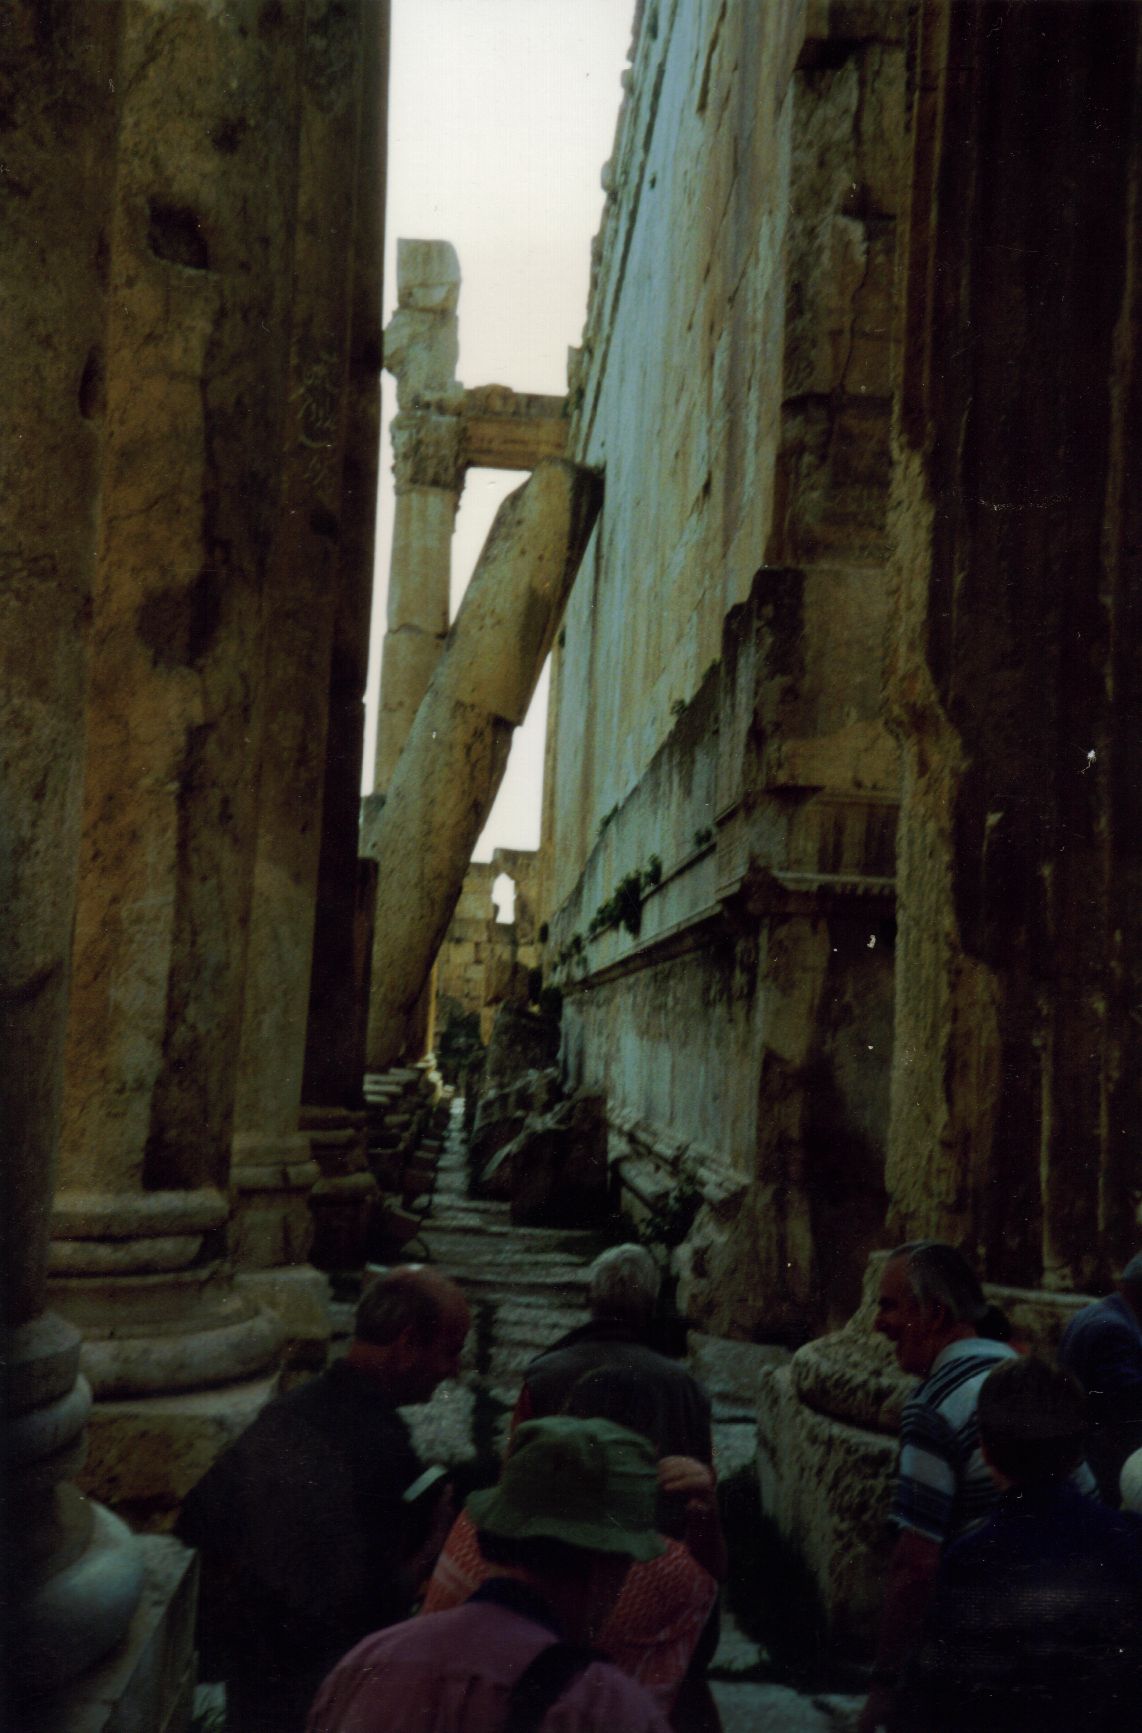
[{"xmin": 77, "ymin": 1376, "xmax": 278, "ymax": 1533}]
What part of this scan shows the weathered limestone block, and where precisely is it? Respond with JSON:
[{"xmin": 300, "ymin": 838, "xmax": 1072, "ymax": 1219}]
[
  {"xmin": 757, "ymin": 1360, "xmax": 897, "ymax": 1657},
  {"xmin": 365, "ymin": 460, "xmax": 602, "ymax": 1070},
  {"xmin": 508, "ymin": 1092, "xmax": 609, "ymax": 1229}
]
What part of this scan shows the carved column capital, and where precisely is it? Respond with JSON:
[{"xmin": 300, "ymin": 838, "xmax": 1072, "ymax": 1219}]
[{"xmin": 391, "ymin": 410, "xmax": 466, "ymax": 493}]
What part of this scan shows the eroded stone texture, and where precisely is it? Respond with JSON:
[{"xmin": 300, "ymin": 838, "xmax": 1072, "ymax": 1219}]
[
  {"xmin": 365, "ymin": 459, "xmax": 602, "ymax": 1070},
  {"xmin": 48, "ymin": 0, "xmax": 308, "ymax": 1482},
  {"xmin": 1, "ymin": 0, "xmax": 149, "ymax": 1702},
  {"xmin": 230, "ymin": 0, "xmax": 368, "ymax": 1306},
  {"xmin": 885, "ymin": 0, "xmax": 1142, "ymax": 1289},
  {"xmin": 541, "ymin": 1, "xmax": 905, "ymax": 1341}
]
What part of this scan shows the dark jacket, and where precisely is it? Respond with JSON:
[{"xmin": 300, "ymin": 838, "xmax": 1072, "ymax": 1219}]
[
  {"xmin": 897, "ymin": 1480, "xmax": 1142, "ymax": 1732},
  {"xmin": 518, "ymin": 1318, "xmax": 712, "ymax": 1540},
  {"xmin": 179, "ymin": 1359, "xmax": 425, "ymax": 1687}
]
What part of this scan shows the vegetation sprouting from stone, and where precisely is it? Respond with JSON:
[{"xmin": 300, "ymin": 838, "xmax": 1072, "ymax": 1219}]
[
  {"xmin": 636, "ymin": 1177, "xmax": 703, "ymax": 1249},
  {"xmin": 552, "ymin": 854, "xmax": 667, "ymax": 972}
]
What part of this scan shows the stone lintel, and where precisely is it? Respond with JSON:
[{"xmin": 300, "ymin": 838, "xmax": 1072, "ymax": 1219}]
[{"xmin": 462, "ymin": 385, "xmax": 568, "ymax": 470}]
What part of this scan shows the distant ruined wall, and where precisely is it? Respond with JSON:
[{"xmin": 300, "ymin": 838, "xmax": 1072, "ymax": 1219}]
[
  {"xmin": 543, "ymin": 0, "xmax": 907, "ymax": 1338},
  {"xmin": 436, "ymin": 849, "xmax": 541, "ymax": 1044}
]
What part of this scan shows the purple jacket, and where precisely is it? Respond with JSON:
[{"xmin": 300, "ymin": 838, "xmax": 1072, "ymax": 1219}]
[{"xmin": 308, "ymin": 1579, "xmax": 671, "ymax": 1733}]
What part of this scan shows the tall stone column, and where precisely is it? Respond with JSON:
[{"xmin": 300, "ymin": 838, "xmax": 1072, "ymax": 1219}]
[
  {"xmin": 301, "ymin": 0, "xmax": 391, "ymax": 1270},
  {"xmin": 48, "ymin": 0, "xmax": 305, "ymax": 1523},
  {"xmin": 0, "ymin": 0, "xmax": 149, "ymax": 1703},
  {"xmin": 364, "ymin": 239, "xmax": 464, "ymax": 1063},
  {"xmin": 372, "ymin": 240, "xmax": 464, "ymax": 790},
  {"xmin": 228, "ymin": 0, "xmax": 370, "ymax": 1355},
  {"xmin": 366, "ymin": 460, "xmax": 603, "ymax": 1070},
  {"xmin": 886, "ymin": 0, "xmax": 1142, "ymax": 1289}
]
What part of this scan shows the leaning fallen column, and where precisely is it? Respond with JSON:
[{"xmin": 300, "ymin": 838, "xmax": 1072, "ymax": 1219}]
[{"xmin": 365, "ymin": 458, "xmax": 602, "ymax": 1071}]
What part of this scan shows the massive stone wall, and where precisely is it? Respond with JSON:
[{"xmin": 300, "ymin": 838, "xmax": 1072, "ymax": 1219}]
[
  {"xmin": 542, "ymin": 0, "xmax": 1141, "ymax": 1651},
  {"xmin": 544, "ymin": 0, "xmax": 906, "ymax": 1338}
]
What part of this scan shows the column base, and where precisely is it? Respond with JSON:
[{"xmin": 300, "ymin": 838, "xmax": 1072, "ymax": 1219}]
[
  {"xmin": 229, "ymin": 1131, "xmax": 320, "ymax": 1269},
  {"xmin": 24, "ymin": 1534, "xmax": 198, "ymax": 1733},
  {"xmin": 301, "ymin": 1105, "xmax": 378, "ymax": 1271},
  {"xmin": 76, "ymin": 1373, "xmax": 279, "ymax": 1532},
  {"xmin": 48, "ymin": 1262, "xmax": 285, "ymax": 1399},
  {"xmin": 235, "ymin": 1265, "xmax": 332, "ymax": 1386}
]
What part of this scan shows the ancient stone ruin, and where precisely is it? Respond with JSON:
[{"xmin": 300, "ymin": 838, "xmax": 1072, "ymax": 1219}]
[{"xmin": 4, "ymin": 0, "xmax": 1141, "ymax": 1725}]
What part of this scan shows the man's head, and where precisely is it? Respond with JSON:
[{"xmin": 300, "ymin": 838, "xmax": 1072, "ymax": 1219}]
[
  {"xmin": 351, "ymin": 1265, "xmax": 470, "ymax": 1404},
  {"xmin": 977, "ymin": 1356, "xmax": 1086, "ymax": 1488},
  {"xmin": 588, "ymin": 1243, "xmax": 660, "ymax": 1328},
  {"xmin": 1118, "ymin": 1252, "xmax": 1142, "ymax": 1321},
  {"xmin": 874, "ymin": 1241, "xmax": 986, "ymax": 1376},
  {"xmin": 468, "ymin": 1416, "xmax": 665, "ymax": 1642}
]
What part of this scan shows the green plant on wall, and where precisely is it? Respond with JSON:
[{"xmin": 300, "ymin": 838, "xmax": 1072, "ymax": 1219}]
[{"xmin": 636, "ymin": 1177, "xmax": 704, "ymax": 1250}]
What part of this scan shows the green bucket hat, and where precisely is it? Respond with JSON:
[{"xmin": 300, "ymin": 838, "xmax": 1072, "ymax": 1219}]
[{"xmin": 466, "ymin": 1416, "xmax": 666, "ymax": 1563}]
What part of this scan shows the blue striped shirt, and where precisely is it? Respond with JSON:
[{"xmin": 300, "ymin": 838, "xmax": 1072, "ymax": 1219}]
[{"xmin": 892, "ymin": 1338, "xmax": 1019, "ymax": 1545}]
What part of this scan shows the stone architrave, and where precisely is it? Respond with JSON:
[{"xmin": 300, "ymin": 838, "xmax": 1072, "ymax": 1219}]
[
  {"xmin": 48, "ymin": 0, "xmax": 306, "ymax": 1521},
  {"xmin": 885, "ymin": 0, "xmax": 1142, "ymax": 1289},
  {"xmin": 228, "ymin": 0, "xmax": 370, "ymax": 1355},
  {"xmin": 0, "ymin": 1, "xmax": 150, "ymax": 1706},
  {"xmin": 365, "ymin": 459, "xmax": 603, "ymax": 1071}
]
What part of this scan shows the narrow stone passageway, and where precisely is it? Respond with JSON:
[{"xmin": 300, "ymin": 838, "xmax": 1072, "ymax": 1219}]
[{"xmin": 386, "ymin": 1100, "xmax": 863, "ymax": 1733}]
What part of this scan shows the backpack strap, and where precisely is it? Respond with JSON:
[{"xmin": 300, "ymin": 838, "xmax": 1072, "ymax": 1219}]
[{"xmin": 504, "ymin": 1641, "xmax": 604, "ymax": 1733}]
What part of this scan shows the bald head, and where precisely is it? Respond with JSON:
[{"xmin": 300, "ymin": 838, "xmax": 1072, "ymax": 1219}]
[
  {"xmin": 356, "ymin": 1264, "xmax": 467, "ymax": 1346},
  {"xmin": 351, "ymin": 1265, "xmax": 470, "ymax": 1404}
]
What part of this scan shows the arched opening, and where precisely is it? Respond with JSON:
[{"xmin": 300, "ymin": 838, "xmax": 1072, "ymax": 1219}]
[{"xmin": 491, "ymin": 871, "xmax": 516, "ymax": 925}]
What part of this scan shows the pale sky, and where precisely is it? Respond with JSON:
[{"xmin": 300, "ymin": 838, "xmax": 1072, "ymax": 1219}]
[{"xmin": 363, "ymin": 0, "xmax": 635, "ymax": 861}]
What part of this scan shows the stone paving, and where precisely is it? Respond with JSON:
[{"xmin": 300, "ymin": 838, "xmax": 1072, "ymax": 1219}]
[{"xmin": 398, "ymin": 1100, "xmax": 863, "ymax": 1731}]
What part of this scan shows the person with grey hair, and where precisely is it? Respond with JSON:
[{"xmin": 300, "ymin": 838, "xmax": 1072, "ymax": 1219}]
[
  {"xmin": 587, "ymin": 1241, "xmax": 661, "ymax": 1324},
  {"xmin": 1059, "ymin": 1250, "xmax": 1142, "ymax": 1504},
  {"xmin": 179, "ymin": 1265, "xmax": 470, "ymax": 1732},
  {"xmin": 512, "ymin": 1244, "xmax": 712, "ymax": 1489},
  {"xmin": 510, "ymin": 1245, "xmax": 718, "ymax": 1732},
  {"xmin": 859, "ymin": 1241, "xmax": 1024, "ymax": 1733}
]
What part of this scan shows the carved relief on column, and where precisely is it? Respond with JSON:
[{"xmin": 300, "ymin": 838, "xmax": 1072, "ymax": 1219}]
[{"xmin": 48, "ymin": 0, "xmax": 302, "ymax": 1516}]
